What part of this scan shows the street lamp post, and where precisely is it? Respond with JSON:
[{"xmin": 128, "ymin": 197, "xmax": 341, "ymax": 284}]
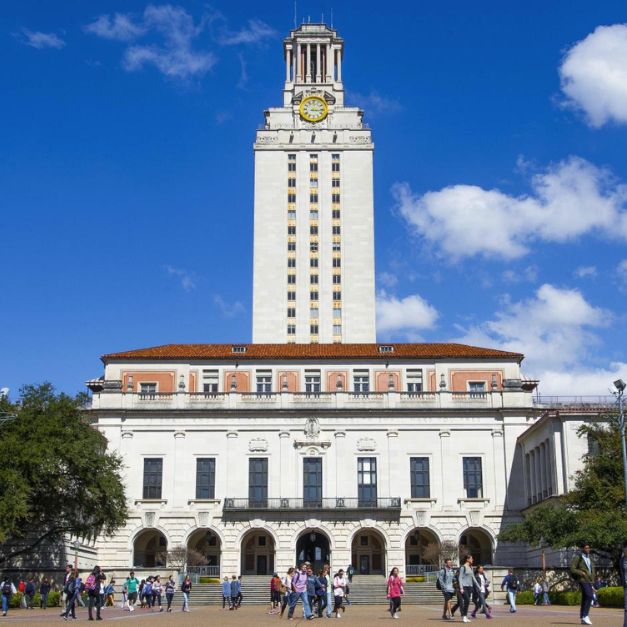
[{"xmin": 613, "ymin": 379, "xmax": 627, "ymax": 509}]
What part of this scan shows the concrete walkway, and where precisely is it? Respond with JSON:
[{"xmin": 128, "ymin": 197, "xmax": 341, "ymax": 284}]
[{"xmin": 0, "ymin": 604, "xmax": 622, "ymax": 625}]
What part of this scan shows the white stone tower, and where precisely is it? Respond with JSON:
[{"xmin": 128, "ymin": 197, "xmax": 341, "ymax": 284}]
[{"xmin": 252, "ymin": 24, "xmax": 376, "ymax": 344}]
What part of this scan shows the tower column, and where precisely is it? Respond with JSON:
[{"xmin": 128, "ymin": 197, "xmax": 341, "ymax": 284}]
[
  {"xmin": 306, "ymin": 43, "xmax": 311, "ymax": 83},
  {"xmin": 296, "ymin": 42, "xmax": 301, "ymax": 81},
  {"xmin": 316, "ymin": 43, "xmax": 321, "ymax": 83},
  {"xmin": 337, "ymin": 46, "xmax": 342, "ymax": 82},
  {"xmin": 326, "ymin": 43, "xmax": 332, "ymax": 81},
  {"xmin": 285, "ymin": 47, "xmax": 291, "ymax": 82}
]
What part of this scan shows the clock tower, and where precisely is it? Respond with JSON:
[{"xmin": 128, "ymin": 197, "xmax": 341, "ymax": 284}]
[{"xmin": 252, "ymin": 24, "xmax": 376, "ymax": 344}]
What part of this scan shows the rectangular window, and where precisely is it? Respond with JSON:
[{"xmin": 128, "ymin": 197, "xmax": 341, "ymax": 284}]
[
  {"xmin": 303, "ymin": 458, "xmax": 322, "ymax": 507},
  {"xmin": 288, "ymin": 154, "xmax": 296, "ymax": 160},
  {"xmin": 310, "ymin": 162, "xmax": 318, "ymax": 172},
  {"xmin": 288, "ymin": 193, "xmax": 296, "ymax": 203},
  {"xmin": 288, "ymin": 225, "xmax": 296, "ymax": 235},
  {"xmin": 310, "ymin": 242, "xmax": 318, "ymax": 253},
  {"xmin": 310, "ymin": 179, "xmax": 318, "ymax": 188},
  {"xmin": 358, "ymin": 457, "xmax": 377, "ymax": 506},
  {"xmin": 332, "ymin": 193, "xmax": 341, "ymax": 203},
  {"xmin": 332, "ymin": 225, "xmax": 341, "ymax": 235},
  {"xmin": 287, "ymin": 307, "xmax": 296, "ymax": 318},
  {"xmin": 406, "ymin": 369, "xmax": 423, "ymax": 393},
  {"xmin": 143, "ymin": 458, "xmax": 163, "ymax": 499},
  {"xmin": 310, "ymin": 324, "xmax": 319, "ymax": 334},
  {"xmin": 310, "ymin": 258, "xmax": 319, "ymax": 267},
  {"xmin": 288, "ymin": 210, "xmax": 296, "ymax": 220},
  {"xmin": 354, "ymin": 370, "xmax": 370, "ymax": 393},
  {"xmin": 249, "ymin": 458, "xmax": 268, "ymax": 507},
  {"xmin": 196, "ymin": 458, "xmax": 216, "ymax": 499},
  {"xmin": 288, "ymin": 162, "xmax": 296, "ymax": 172},
  {"xmin": 256, "ymin": 371, "xmax": 272, "ymax": 394},
  {"xmin": 202, "ymin": 370, "xmax": 218, "ymax": 395},
  {"xmin": 139, "ymin": 382, "xmax": 157, "ymax": 398},
  {"xmin": 305, "ymin": 371, "xmax": 321, "ymax": 394},
  {"xmin": 332, "ymin": 178, "xmax": 340, "ymax": 188},
  {"xmin": 333, "ymin": 291, "xmax": 342, "ymax": 300},
  {"xmin": 332, "ymin": 242, "xmax": 341, "ymax": 252},
  {"xmin": 333, "ymin": 274, "xmax": 341, "ymax": 284},
  {"xmin": 310, "ymin": 225, "xmax": 318, "ymax": 235},
  {"xmin": 332, "ymin": 257, "xmax": 341, "ymax": 267},
  {"xmin": 410, "ymin": 457, "xmax": 430, "ymax": 498},
  {"xmin": 310, "ymin": 307, "xmax": 319, "ymax": 318},
  {"xmin": 287, "ymin": 324, "xmax": 296, "ymax": 335},
  {"xmin": 287, "ymin": 291, "xmax": 296, "ymax": 301},
  {"xmin": 332, "ymin": 209, "xmax": 341, "ymax": 219},
  {"xmin": 287, "ymin": 258, "xmax": 296, "ymax": 267},
  {"xmin": 310, "ymin": 290, "xmax": 319, "ymax": 301},
  {"xmin": 463, "ymin": 457, "xmax": 483, "ymax": 498},
  {"xmin": 333, "ymin": 307, "xmax": 341, "ymax": 318},
  {"xmin": 468, "ymin": 382, "xmax": 487, "ymax": 398},
  {"xmin": 288, "ymin": 241, "xmax": 296, "ymax": 251},
  {"xmin": 310, "ymin": 210, "xmax": 318, "ymax": 220},
  {"xmin": 288, "ymin": 177, "xmax": 296, "ymax": 187},
  {"xmin": 310, "ymin": 274, "xmax": 318, "ymax": 284},
  {"xmin": 287, "ymin": 274, "xmax": 296, "ymax": 284},
  {"xmin": 332, "ymin": 162, "xmax": 340, "ymax": 172},
  {"xmin": 333, "ymin": 324, "xmax": 342, "ymax": 335},
  {"xmin": 310, "ymin": 193, "xmax": 318, "ymax": 203}
]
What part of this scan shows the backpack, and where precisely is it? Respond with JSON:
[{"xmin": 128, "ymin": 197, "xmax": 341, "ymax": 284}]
[
  {"xmin": 509, "ymin": 576, "xmax": 518, "ymax": 590},
  {"xmin": 85, "ymin": 574, "xmax": 98, "ymax": 592},
  {"xmin": 2, "ymin": 582, "xmax": 11, "ymax": 596},
  {"xmin": 435, "ymin": 569, "xmax": 443, "ymax": 591}
]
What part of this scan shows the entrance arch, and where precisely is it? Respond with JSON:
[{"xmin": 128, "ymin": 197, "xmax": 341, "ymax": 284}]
[
  {"xmin": 133, "ymin": 529, "xmax": 168, "ymax": 568},
  {"xmin": 351, "ymin": 529, "xmax": 386, "ymax": 575},
  {"xmin": 404, "ymin": 528, "xmax": 440, "ymax": 574},
  {"xmin": 296, "ymin": 529, "xmax": 331, "ymax": 573},
  {"xmin": 187, "ymin": 528, "xmax": 221, "ymax": 572},
  {"xmin": 241, "ymin": 529, "xmax": 275, "ymax": 575},
  {"xmin": 459, "ymin": 528, "xmax": 493, "ymax": 565}
]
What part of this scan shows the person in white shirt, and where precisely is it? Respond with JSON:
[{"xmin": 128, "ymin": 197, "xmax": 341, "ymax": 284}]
[
  {"xmin": 533, "ymin": 580, "xmax": 542, "ymax": 605},
  {"xmin": 333, "ymin": 569, "xmax": 347, "ymax": 618}
]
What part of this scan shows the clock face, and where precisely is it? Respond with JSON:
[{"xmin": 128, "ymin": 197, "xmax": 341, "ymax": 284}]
[{"xmin": 300, "ymin": 96, "xmax": 328, "ymax": 122}]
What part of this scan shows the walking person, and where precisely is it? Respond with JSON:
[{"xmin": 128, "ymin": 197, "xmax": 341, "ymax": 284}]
[
  {"xmin": 229, "ymin": 575, "xmax": 239, "ymax": 610},
  {"xmin": 222, "ymin": 576, "xmax": 231, "ymax": 609},
  {"xmin": 143, "ymin": 576, "xmax": 153, "ymax": 608},
  {"xmin": 315, "ymin": 568, "xmax": 329, "ymax": 618},
  {"xmin": 165, "ymin": 575, "xmax": 176, "ymax": 613},
  {"xmin": 270, "ymin": 573, "xmax": 282, "ymax": 613},
  {"xmin": 542, "ymin": 579, "xmax": 551, "ymax": 605},
  {"xmin": 323, "ymin": 563, "xmax": 334, "ymax": 618},
  {"xmin": 104, "ymin": 579, "xmax": 115, "ymax": 607},
  {"xmin": 121, "ymin": 578, "xmax": 129, "ymax": 610},
  {"xmin": 126, "ymin": 570, "xmax": 139, "ymax": 612},
  {"xmin": 152, "ymin": 575, "xmax": 163, "ymax": 611},
  {"xmin": 287, "ymin": 562, "xmax": 314, "ymax": 620},
  {"xmin": 501, "ymin": 569, "xmax": 519, "ymax": 613},
  {"xmin": 306, "ymin": 565, "xmax": 317, "ymax": 615},
  {"xmin": 533, "ymin": 579, "xmax": 542, "ymax": 605},
  {"xmin": 333, "ymin": 568, "xmax": 347, "ymax": 618},
  {"xmin": 86, "ymin": 565, "xmax": 104, "ymax": 621},
  {"xmin": 387, "ymin": 567, "xmax": 404, "ymax": 619},
  {"xmin": 570, "ymin": 542, "xmax": 596, "ymax": 625},
  {"xmin": 39, "ymin": 577, "xmax": 51, "ymax": 609},
  {"xmin": 437, "ymin": 558, "xmax": 456, "ymax": 620},
  {"xmin": 280, "ymin": 567, "xmax": 294, "ymax": 618},
  {"xmin": 236, "ymin": 575, "xmax": 243, "ymax": 607},
  {"xmin": 181, "ymin": 575, "xmax": 192, "ymax": 612},
  {"xmin": 24, "ymin": 577, "xmax": 35, "ymax": 609},
  {"xmin": 470, "ymin": 565, "xmax": 492, "ymax": 619},
  {"xmin": 61, "ymin": 569, "xmax": 81, "ymax": 621},
  {"xmin": 1, "ymin": 575, "xmax": 15, "ymax": 617},
  {"xmin": 459, "ymin": 554, "xmax": 480, "ymax": 624},
  {"xmin": 347, "ymin": 564, "xmax": 355, "ymax": 584}
]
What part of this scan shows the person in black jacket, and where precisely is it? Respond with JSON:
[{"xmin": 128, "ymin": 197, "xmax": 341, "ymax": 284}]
[{"xmin": 620, "ymin": 541, "xmax": 627, "ymax": 627}]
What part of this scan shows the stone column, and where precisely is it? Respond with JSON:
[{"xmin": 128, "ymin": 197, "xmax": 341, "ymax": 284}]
[
  {"xmin": 306, "ymin": 43, "xmax": 311, "ymax": 83},
  {"xmin": 285, "ymin": 47, "xmax": 291, "ymax": 82},
  {"xmin": 316, "ymin": 43, "xmax": 321, "ymax": 83},
  {"xmin": 491, "ymin": 430, "xmax": 505, "ymax": 508},
  {"xmin": 279, "ymin": 431, "xmax": 291, "ymax": 497},
  {"xmin": 336, "ymin": 46, "xmax": 342, "ymax": 82},
  {"xmin": 439, "ymin": 430, "xmax": 451, "ymax": 507},
  {"xmin": 386, "ymin": 431, "xmax": 399, "ymax": 497},
  {"xmin": 226, "ymin": 431, "xmax": 239, "ymax": 489},
  {"xmin": 334, "ymin": 431, "xmax": 346, "ymax": 496},
  {"xmin": 326, "ymin": 43, "xmax": 333, "ymax": 81},
  {"xmin": 172, "ymin": 430, "xmax": 186, "ymax": 508},
  {"xmin": 296, "ymin": 42, "xmax": 301, "ymax": 81}
]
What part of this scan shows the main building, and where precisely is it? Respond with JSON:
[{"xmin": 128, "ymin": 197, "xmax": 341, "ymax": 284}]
[{"xmin": 87, "ymin": 24, "xmax": 597, "ymax": 583}]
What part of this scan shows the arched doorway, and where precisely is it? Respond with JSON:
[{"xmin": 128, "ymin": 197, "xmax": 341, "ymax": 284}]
[
  {"xmin": 351, "ymin": 529, "xmax": 385, "ymax": 575},
  {"xmin": 459, "ymin": 528, "xmax": 493, "ymax": 565},
  {"xmin": 133, "ymin": 529, "xmax": 167, "ymax": 568},
  {"xmin": 404, "ymin": 528, "xmax": 440, "ymax": 574},
  {"xmin": 187, "ymin": 529, "xmax": 221, "ymax": 574},
  {"xmin": 296, "ymin": 529, "xmax": 331, "ymax": 573},
  {"xmin": 241, "ymin": 529, "xmax": 275, "ymax": 575}
]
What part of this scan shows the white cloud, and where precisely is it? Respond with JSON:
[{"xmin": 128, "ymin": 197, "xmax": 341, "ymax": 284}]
[
  {"xmin": 393, "ymin": 156, "xmax": 627, "ymax": 260},
  {"xmin": 165, "ymin": 265, "xmax": 196, "ymax": 291},
  {"xmin": 535, "ymin": 363, "xmax": 627, "ymax": 396},
  {"xmin": 376, "ymin": 292, "xmax": 439, "ymax": 337},
  {"xmin": 84, "ymin": 14, "xmax": 145, "ymax": 41},
  {"xmin": 502, "ymin": 265, "xmax": 538, "ymax": 284},
  {"xmin": 350, "ymin": 90, "xmax": 402, "ymax": 115},
  {"xmin": 213, "ymin": 294, "xmax": 245, "ymax": 318},
  {"xmin": 217, "ymin": 19, "xmax": 276, "ymax": 45},
  {"xmin": 559, "ymin": 24, "xmax": 627, "ymax": 127},
  {"xmin": 455, "ymin": 283, "xmax": 611, "ymax": 378},
  {"xmin": 86, "ymin": 5, "xmax": 216, "ymax": 78},
  {"xmin": 574, "ymin": 265, "xmax": 597, "ymax": 279},
  {"xmin": 377, "ymin": 272, "xmax": 398, "ymax": 289},
  {"xmin": 20, "ymin": 29, "xmax": 65, "ymax": 49}
]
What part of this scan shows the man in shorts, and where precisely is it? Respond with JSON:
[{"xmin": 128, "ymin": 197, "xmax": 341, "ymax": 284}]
[
  {"xmin": 126, "ymin": 571, "xmax": 140, "ymax": 612},
  {"xmin": 438, "ymin": 558, "xmax": 456, "ymax": 620}
]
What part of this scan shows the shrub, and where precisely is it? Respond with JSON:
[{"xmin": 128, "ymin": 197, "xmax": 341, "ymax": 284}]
[
  {"xmin": 597, "ymin": 587, "xmax": 624, "ymax": 608},
  {"xmin": 8, "ymin": 592, "xmax": 23, "ymax": 609},
  {"xmin": 199, "ymin": 577, "xmax": 220, "ymax": 584},
  {"xmin": 405, "ymin": 576, "xmax": 425, "ymax": 583},
  {"xmin": 515, "ymin": 590, "xmax": 534, "ymax": 604},
  {"xmin": 550, "ymin": 590, "xmax": 581, "ymax": 606}
]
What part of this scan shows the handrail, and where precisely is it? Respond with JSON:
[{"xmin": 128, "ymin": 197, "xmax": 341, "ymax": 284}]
[{"xmin": 223, "ymin": 497, "xmax": 401, "ymax": 510}]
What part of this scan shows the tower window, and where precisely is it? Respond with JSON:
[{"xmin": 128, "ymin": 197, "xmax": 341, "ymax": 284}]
[
  {"xmin": 310, "ymin": 274, "xmax": 319, "ymax": 284},
  {"xmin": 288, "ymin": 193, "xmax": 296, "ymax": 203},
  {"xmin": 288, "ymin": 162, "xmax": 296, "ymax": 172},
  {"xmin": 288, "ymin": 225, "xmax": 296, "ymax": 235},
  {"xmin": 310, "ymin": 258, "xmax": 319, "ymax": 268},
  {"xmin": 310, "ymin": 324, "xmax": 319, "ymax": 334},
  {"xmin": 310, "ymin": 242, "xmax": 318, "ymax": 252},
  {"xmin": 333, "ymin": 291, "xmax": 342, "ymax": 300},
  {"xmin": 287, "ymin": 324, "xmax": 296, "ymax": 335},
  {"xmin": 333, "ymin": 275, "xmax": 341, "ymax": 284},
  {"xmin": 288, "ymin": 242, "xmax": 296, "ymax": 251},
  {"xmin": 288, "ymin": 258, "xmax": 296, "ymax": 267},
  {"xmin": 332, "ymin": 209, "xmax": 341, "ymax": 219},
  {"xmin": 310, "ymin": 290, "xmax": 319, "ymax": 301},
  {"xmin": 287, "ymin": 274, "xmax": 296, "ymax": 284},
  {"xmin": 310, "ymin": 225, "xmax": 318, "ymax": 235},
  {"xmin": 288, "ymin": 177, "xmax": 296, "ymax": 187},
  {"xmin": 332, "ymin": 179, "xmax": 340, "ymax": 188},
  {"xmin": 332, "ymin": 193, "xmax": 340, "ymax": 203},
  {"xmin": 332, "ymin": 258, "xmax": 341, "ymax": 267},
  {"xmin": 332, "ymin": 162, "xmax": 340, "ymax": 172},
  {"xmin": 332, "ymin": 226, "xmax": 341, "ymax": 235},
  {"xmin": 310, "ymin": 193, "xmax": 318, "ymax": 203},
  {"xmin": 288, "ymin": 210, "xmax": 296, "ymax": 219},
  {"xmin": 287, "ymin": 291, "xmax": 296, "ymax": 301},
  {"xmin": 287, "ymin": 307, "xmax": 296, "ymax": 318},
  {"xmin": 310, "ymin": 162, "xmax": 318, "ymax": 172}
]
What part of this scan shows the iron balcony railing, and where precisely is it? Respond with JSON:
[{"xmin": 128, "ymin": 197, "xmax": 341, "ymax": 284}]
[
  {"xmin": 405, "ymin": 564, "xmax": 439, "ymax": 576},
  {"xmin": 223, "ymin": 497, "xmax": 402, "ymax": 511}
]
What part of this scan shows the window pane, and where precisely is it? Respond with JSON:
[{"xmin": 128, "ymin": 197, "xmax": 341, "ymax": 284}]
[
  {"xmin": 410, "ymin": 457, "xmax": 430, "ymax": 498},
  {"xmin": 143, "ymin": 458, "xmax": 163, "ymax": 499},
  {"xmin": 196, "ymin": 458, "xmax": 216, "ymax": 499},
  {"xmin": 463, "ymin": 457, "xmax": 483, "ymax": 498}
]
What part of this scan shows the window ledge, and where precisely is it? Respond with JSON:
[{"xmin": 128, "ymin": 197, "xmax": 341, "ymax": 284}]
[
  {"xmin": 457, "ymin": 498, "xmax": 490, "ymax": 504},
  {"xmin": 404, "ymin": 498, "xmax": 437, "ymax": 504},
  {"xmin": 134, "ymin": 499, "xmax": 167, "ymax": 506},
  {"xmin": 187, "ymin": 499, "xmax": 221, "ymax": 505}
]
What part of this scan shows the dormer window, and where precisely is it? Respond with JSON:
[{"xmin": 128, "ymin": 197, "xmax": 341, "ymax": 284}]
[
  {"xmin": 232, "ymin": 346, "xmax": 247, "ymax": 354},
  {"xmin": 378, "ymin": 345, "xmax": 394, "ymax": 353}
]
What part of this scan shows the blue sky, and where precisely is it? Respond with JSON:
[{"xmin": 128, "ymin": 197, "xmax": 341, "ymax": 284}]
[{"xmin": 1, "ymin": 1, "xmax": 626, "ymax": 397}]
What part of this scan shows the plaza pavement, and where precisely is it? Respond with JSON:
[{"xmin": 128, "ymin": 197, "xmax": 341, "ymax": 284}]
[{"xmin": 0, "ymin": 604, "xmax": 622, "ymax": 626}]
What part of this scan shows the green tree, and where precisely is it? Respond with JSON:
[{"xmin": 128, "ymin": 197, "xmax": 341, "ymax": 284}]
[
  {"xmin": 0, "ymin": 383, "xmax": 127, "ymax": 565},
  {"xmin": 499, "ymin": 414, "xmax": 627, "ymax": 562}
]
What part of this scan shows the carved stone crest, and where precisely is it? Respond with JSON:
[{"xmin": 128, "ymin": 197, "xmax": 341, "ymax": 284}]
[
  {"xmin": 357, "ymin": 437, "xmax": 376, "ymax": 451},
  {"xmin": 249, "ymin": 438, "xmax": 269, "ymax": 452},
  {"xmin": 304, "ymin": 416, "xmax": 320, "ymax": 439}
]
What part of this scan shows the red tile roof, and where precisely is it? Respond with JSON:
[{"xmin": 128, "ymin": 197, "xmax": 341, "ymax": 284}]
[{"xmin": 102, "ymin": 343, "xmax": 523, "ymax": 362}]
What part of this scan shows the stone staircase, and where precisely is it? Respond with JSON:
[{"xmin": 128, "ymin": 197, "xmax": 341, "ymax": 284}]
[{"xmin": 188, "ymin": 575, "xmax": 273, "ymax": 607}]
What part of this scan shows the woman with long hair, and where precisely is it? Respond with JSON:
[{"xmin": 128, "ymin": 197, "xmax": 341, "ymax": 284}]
[
  {"xmin": 386, "ymin": 567, "xmax": 404, "ymax": 619},
  {"xmin": 459, "ymin": 554, "xmax": 480, "ymax": 624}
]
